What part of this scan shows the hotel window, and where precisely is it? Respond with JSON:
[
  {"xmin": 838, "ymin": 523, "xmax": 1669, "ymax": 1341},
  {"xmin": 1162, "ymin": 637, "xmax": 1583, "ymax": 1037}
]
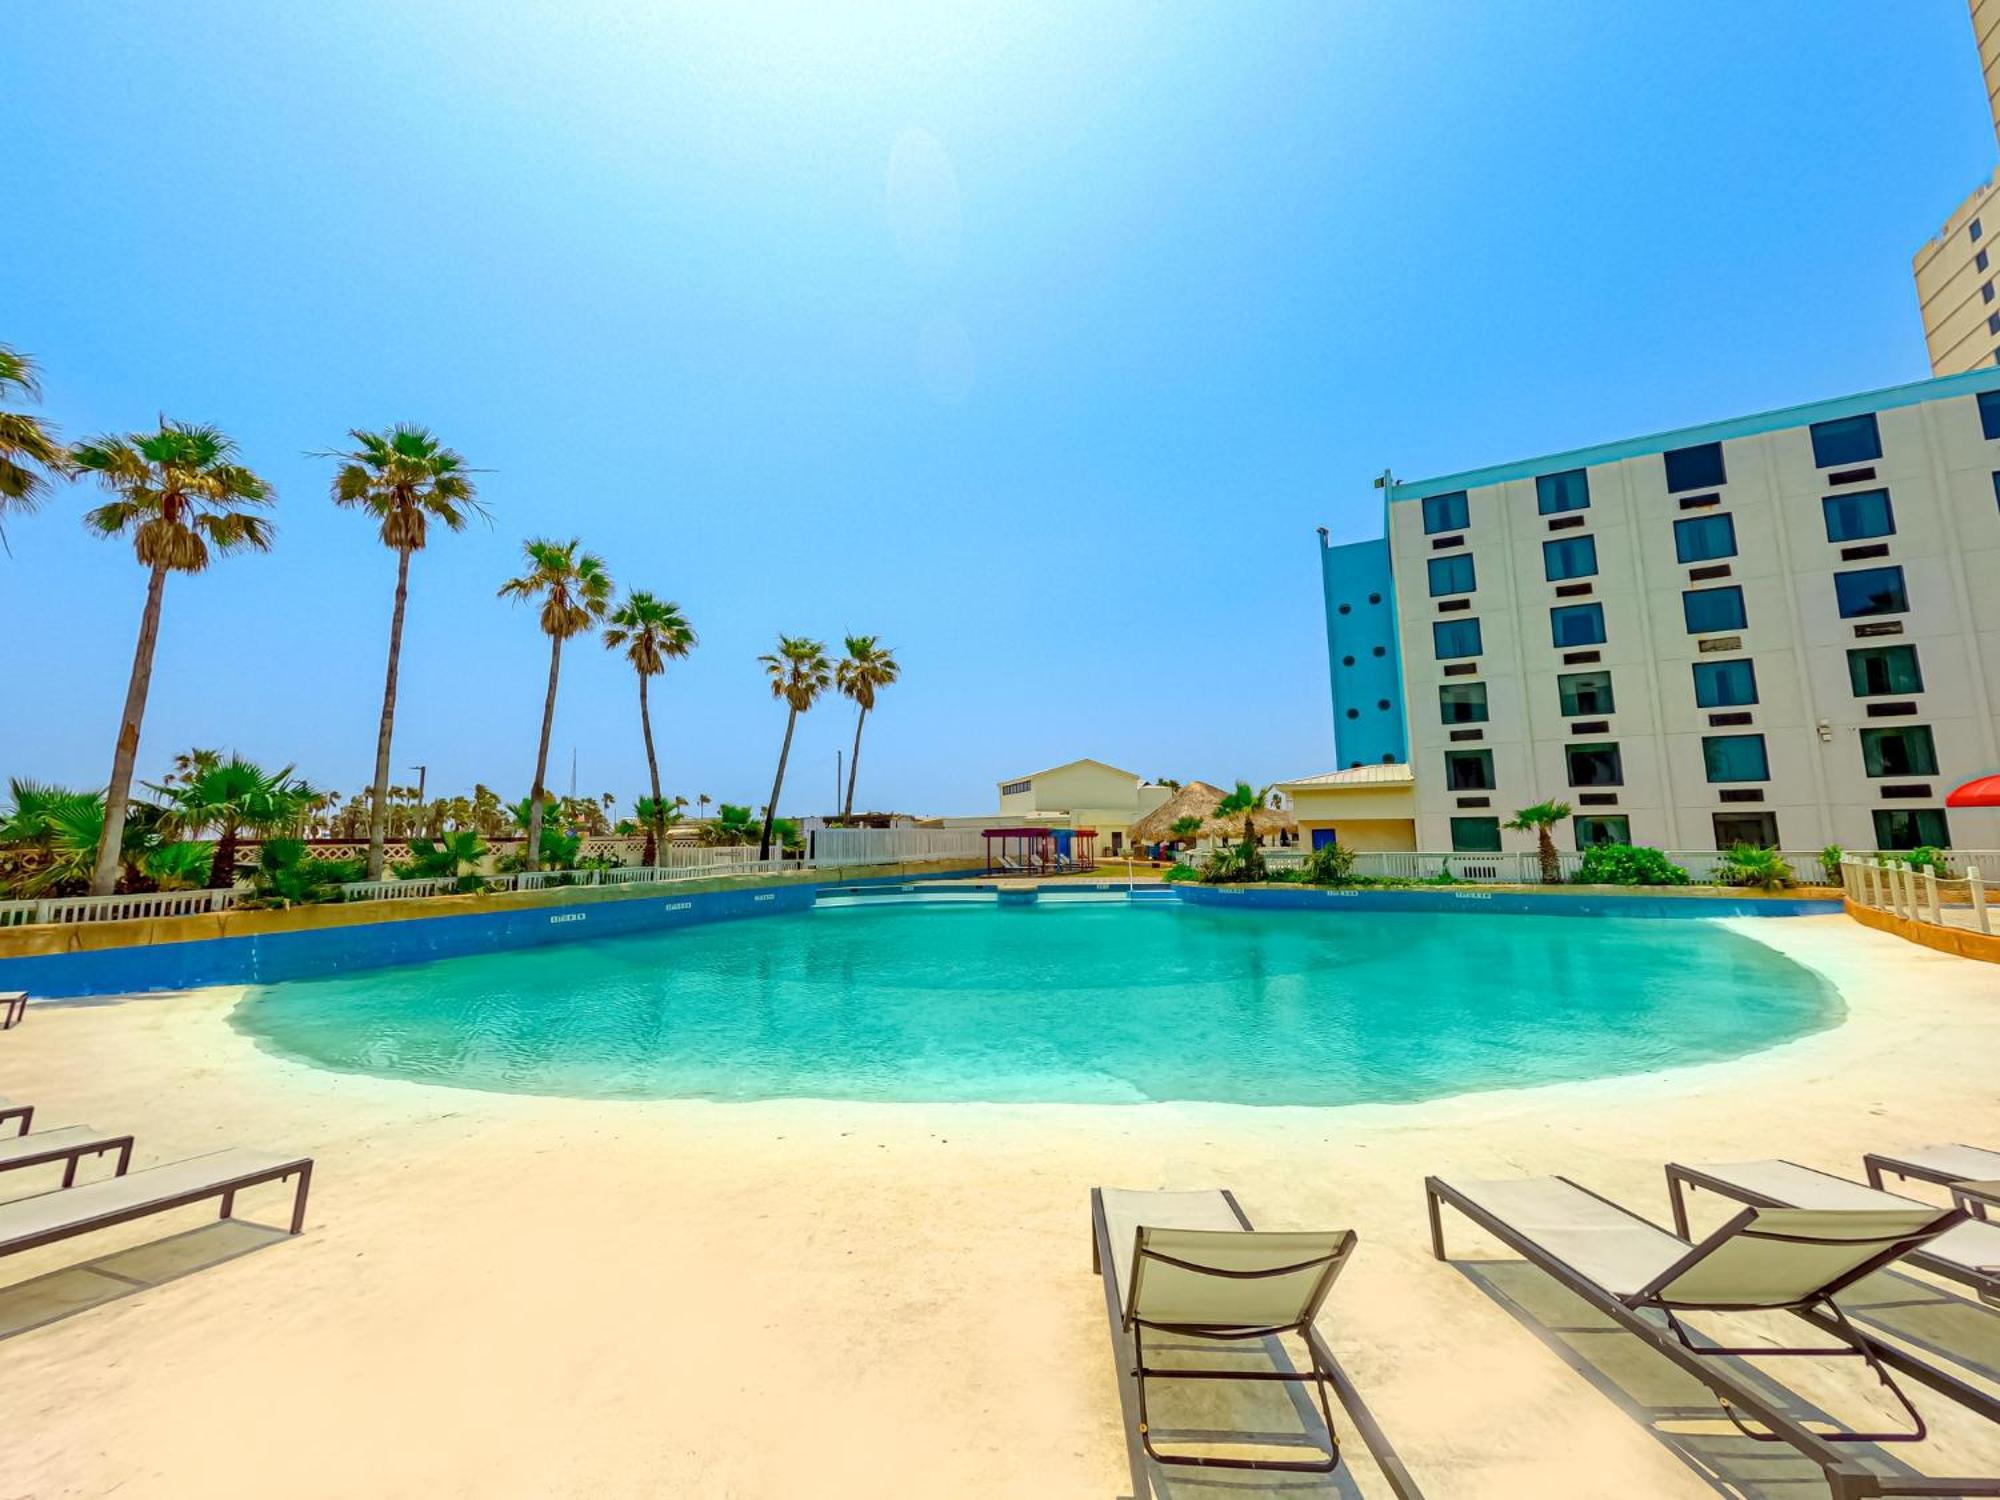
[
  {"xmin": 1833, "ymin": 565, "xmax": 1907, "ymax": 618},
  {"xmin": 1974, "ymin": 218, "xmax": 1986, "ymax": 241},
  {"xmin": 1980, "ymin": 390, "xmax": 2000, "ymax": 440},
  {"xmin": 1873, "ymin": 808, "xmax": 1951, "ymax": 850},
  {"xmin": 1860, "ymin": 725, "xmax": 1938, "ymax": 778},
  {"xmin": 1536, "ymin": 469, "xmax": 1590, "ymax": 514},
  {"xmin": 1847, "ymin": 644, "xmax": 1923, "ymax": 697},
  {"xmin": 1565, "ymin": 742, "xmax": 1624, "ymax": 787},
  {"xmin": 1556, "ymin": 669, "xmax": 1614, "ymax": 716},
  {"xmin": 1664, "ymin": 441, "xmax": 1726, "ymax": 493},
  {"xmin": 1990, "ymin": 313, "xmax": 2000, "ymax": 336},
  {"xmin": 1703, "ymin": 733, "xmax": 1769, "ymax": 783},
  {"xmin": 1432, "ymin": 618, "xmax": 1483, "ymax": 660},
  {"xmin": 1421, "ymin": 490, "xmax": 1469, "ymax": 534},
  {"xmin": 1985, "ymin": 283, "xmax": 1996, "ymax": 305},
  {"xmin": 1444, "ymin": 749, "xmax": 1495, "ymax": 791},
  {"xmin": 1449, "ymin": 816, "xmax": 1502, "ymax": 852},
  {"xmin": 1549, "ymin": 601, "xmax": 1606, "ymax": 647},
  {"xmin": 1427, "ymin": 553, "xmax": 1476, "ymax": 596},
  {"xmin": 1715, "ymin": 811, "xmax": 1779, "ymax": 849},
  {"xmin": 1438, "ymin": 682, "xmax": 1488, "ymax": 724},
  {"xmin": 1673, "ymin": 513, "xmax": 1737, "ymax": 563},
  {"xmin": 1983, "ymin": 247, "xmax": 1993, "ymax": 272},
  {"xmin": 1573, "ymin": 814, "xmax": 1630, "ymax": 848},
  {"xmin": 1682, "ymin": 585, "xmax": 1746, "ymax": 634},
  {"xmin": 1541, "ymin": 534, "xmax": 1597, "ymax": 581},
  {"xmin": 1691, "ymin": 658, "xmax": 1758, "ymax": 708},
  {"xmin": 1821, "ymin": 489, "xmax": 1895, "ymax": 543},
  {"xmin": 1808, "ymin": 413, "xmax": 1881, "ymax": 468}
]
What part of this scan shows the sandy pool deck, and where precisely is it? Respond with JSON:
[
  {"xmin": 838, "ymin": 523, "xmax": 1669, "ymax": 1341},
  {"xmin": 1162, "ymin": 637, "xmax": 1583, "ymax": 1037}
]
[{"xmin": 4, "ymin": 913, "xmax": 2000, "ymax": 1497}]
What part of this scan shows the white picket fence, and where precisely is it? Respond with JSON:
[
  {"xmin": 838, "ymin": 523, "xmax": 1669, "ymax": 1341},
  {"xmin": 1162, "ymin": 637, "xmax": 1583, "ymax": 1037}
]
[
  {"xmin": 808, "ymin": 827, "xmax": 987, "ymax": 865},
  {"xmin": 0, "ymin": 848, "xmax": 797, "ymax": 930},
  {"xmin": 1342, "ymin": 849, "xmax": 1836, "ymax": 886},
  {"xmin": 1841, "ymin": 853, "xmax": 1994, "ymax": 935}
]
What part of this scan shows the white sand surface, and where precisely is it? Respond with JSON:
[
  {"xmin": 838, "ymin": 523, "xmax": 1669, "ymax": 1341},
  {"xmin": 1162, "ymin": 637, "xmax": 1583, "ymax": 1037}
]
[{"xmin": 3, "ymin": 913, "xmax": 1998, "ymax": 1498}]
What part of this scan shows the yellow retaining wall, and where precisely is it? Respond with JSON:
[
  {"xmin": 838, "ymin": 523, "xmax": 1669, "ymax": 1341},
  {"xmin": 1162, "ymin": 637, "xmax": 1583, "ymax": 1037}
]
[
  {"xmin": 1846, "ymin": 898, "xmax": 2000, "ymax": 964},
  {"xmin": 0, "ymin": 860, "xmax": 986, "ymax": 960}
]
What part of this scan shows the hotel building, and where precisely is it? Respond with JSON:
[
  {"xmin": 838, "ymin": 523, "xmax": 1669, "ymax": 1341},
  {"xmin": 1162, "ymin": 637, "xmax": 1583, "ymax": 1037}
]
[
  {"xmin": 1916, "ymin": 1, "xmax": 2000, "ymax": 375},
  {"xmin": 1315, "ymin": 369, "xmax": 2000, "ymax": 856}
]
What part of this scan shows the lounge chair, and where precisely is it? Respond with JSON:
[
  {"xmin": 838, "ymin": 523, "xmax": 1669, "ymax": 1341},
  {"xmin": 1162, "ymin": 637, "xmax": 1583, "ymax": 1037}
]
[
  {"xmin": 1866, "ymin": 1144, "xmax": 2000, "ymax": 1195},
  {"xmin": 0, "ymin": 1098, "xmax": 30, "ymax": 1137},
  {"xmin": 0, "ymin": 992, "xmax": 23, "ymax": 1030},
  {"xmin": 0, "ymin": 1148, "xmax": 314, "ymax": 1267},
  {"xmin": 1426, "ymin": 1173, "xmax": 2000, "ymax": 1498},
  {"xmin": 1666, "ymin": 1159, "xmax": 2000, "ymax": 1306},
  {"xmin": 0, "ymin": 1125, "xmax": 133, "ymax": 1187},
  {"xmin": 1089, "ymin": 1186, "xmax": 1422, "ymax": 1496}
]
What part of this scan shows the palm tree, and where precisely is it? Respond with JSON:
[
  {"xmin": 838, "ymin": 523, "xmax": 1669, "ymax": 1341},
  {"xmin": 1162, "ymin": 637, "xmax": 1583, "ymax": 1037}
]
[
  {"xmin": 498, "ymin": 538, "xmax": 612, "ymax": 868},
  {"xmin": 1505, "ymin": 800, "xmax": 1573, "ymax": 885},
  {"xmin": 1214, "ymin": 781, "xmax": 1277, "ymax": 881},
  {"xmin": 632, "ymin": 795, "xmax": 685, "ymax": 863},
  {"xmin": 757, "ymin": 635, "xmax": 831, "ymax": 858},
  {"xmin": 159, "ymin": 747, "xmax": 223, "ymax": 788},
  {"xmin": 0, "ymin": 344, "xmax": 68, "ymax": 546},
  {"xmin": 834, "ymin": 635, "xmax": 900, "ymax": 822},
  {"xmin": 603, "ymin": 591, "xmax": 696, "ymax": 866},
  {"xmin": 73, "ymin": 422, "xmax": 275, "ymax": 895},
  {"xmin": 149, "ymin": 757, "xmax": 318, "ymax": 889},
  {"xmin": 329, "ymin": 425, "xmax": 483, "ymax": 880}
]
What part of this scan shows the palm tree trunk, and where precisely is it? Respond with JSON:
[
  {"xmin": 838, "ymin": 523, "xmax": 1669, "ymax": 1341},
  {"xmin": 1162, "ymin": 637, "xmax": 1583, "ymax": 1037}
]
[
  {"xmin": 527, "ymin": 634, "xmax": 563, "ymax": 868},
  {"xmin": 1538, "ymin": 826, "xmax": 1558, "ymax": 885},
  {"xmin": 208, "ymin": 820, "xmax": 239, "ymax": 890},
  {"xmin": 91, "ymin": 563, "xmax": 169, "ymax": 896},
  {"xmin": 366, "ymin": 546, "xmax": 413, "ymax": 881},
  {"xmin": 759, "ymin": 706, "xmax": 798, "ymax": 859},
  {"xmin": 842, "ymin": 705, "xmax": 867, "ymax": 822},
  {"xmin": 637, "ymin": 670, "xmax": 663, "ymax": 867}
]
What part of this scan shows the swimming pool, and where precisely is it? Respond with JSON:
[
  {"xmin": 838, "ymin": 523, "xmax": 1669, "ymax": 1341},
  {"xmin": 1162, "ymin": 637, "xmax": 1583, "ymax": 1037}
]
[{"xmin": 232, "ymin": 900, "xmax": 1843, "ymax": 1106}]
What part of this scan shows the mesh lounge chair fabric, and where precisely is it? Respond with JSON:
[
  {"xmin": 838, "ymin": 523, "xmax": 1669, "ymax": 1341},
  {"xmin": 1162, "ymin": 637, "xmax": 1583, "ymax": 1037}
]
[
  {"xmin": 1673, "ymin": 1160, "xmax": 2000, "ymax": 1282},
  {"xmin": 1435, "ymin": 1176, "xmax": 1687, "ymax": 1296},
  {"xmin": 0, "ymin": 1148, "xmax": 311, "ymax": 1250},
  {"xmin": 0, "ymin": 1125, "xmax": 131, "ymax": 1177},
  {"xmin": 1874, "ymin": 1144, "xmax": 2000, "ymax": 1185},
  {"xmin": 1091, "ymin": 1187, "xmax": 1422, "ymax": 1496},
  {"xmin": 1427, "ymin": 1172, "xmax": 2000, "ymax": 1495}
]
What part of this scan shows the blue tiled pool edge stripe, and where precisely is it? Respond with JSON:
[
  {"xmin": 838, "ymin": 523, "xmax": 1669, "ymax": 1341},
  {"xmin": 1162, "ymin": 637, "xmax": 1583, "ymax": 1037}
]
[
  {"xmin": 1, "ymin": 872, "xmax": 1841, "ymax": 999},
  {"xmin": 1170, "ymin": 884, "xmax": 1842, "ymax": 919}
]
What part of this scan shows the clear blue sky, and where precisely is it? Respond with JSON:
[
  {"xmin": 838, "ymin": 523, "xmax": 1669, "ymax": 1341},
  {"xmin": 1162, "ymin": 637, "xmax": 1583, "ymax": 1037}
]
[{"xmin": 4, "ymin": 2, "xmax": 1989, "ymax": 816}]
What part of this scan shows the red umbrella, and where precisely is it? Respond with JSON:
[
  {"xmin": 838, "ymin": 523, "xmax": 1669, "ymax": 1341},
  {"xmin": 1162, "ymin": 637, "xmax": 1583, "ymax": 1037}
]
[{"xmin": 1946, "ymin": 773, "xmax": 2000, "ymax": 808}]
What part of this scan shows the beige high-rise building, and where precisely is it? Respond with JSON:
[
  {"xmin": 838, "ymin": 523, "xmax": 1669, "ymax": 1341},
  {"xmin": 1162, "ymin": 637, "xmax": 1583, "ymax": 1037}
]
[{"xmin": 1916, "ymin": 2, "xmax": 2000, "ymax": 375}]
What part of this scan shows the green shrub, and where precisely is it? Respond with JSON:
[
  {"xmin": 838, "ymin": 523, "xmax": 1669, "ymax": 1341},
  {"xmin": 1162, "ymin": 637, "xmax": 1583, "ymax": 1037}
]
[
  {"xmin": 1899, "ymin": 845, "xmax": 1948, "ymax": 874},
  {"xmin": 1299, "ymin": 841, "xmax": 1357, "ymax": 886},
  {"xmin": 1718, "ymin": 844, "xmax": 1793, "ymax": 892},
  {"xmin": 1818, "ymin": 844, "xmax": 1845, "ymax": 885},
  {"xmin": 1163, "ymin": 862, "xmax": 1198, "ymax": 883},
  {"xmin": 1575, "ymin": 843, "xmax": 1691, "ymax": 887},
  {"xmin": 243, "ymin": 838, "xmax": 364, "ymax": 907}
]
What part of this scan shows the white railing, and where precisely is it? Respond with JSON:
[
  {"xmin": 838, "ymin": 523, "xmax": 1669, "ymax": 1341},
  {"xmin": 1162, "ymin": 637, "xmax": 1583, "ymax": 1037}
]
[
  {"xmin": 0, "ymin": 886, "xmax": 240, "ymax": 928},
  {"xmin": 809, "ymin": 827, "xmax": 987, "ymax": 865},
  {"xmin": 1849, "ymin": 849, "xmax": 2000, "ymax": 881},
  {"xmin": 0, "ymin": 851, "xmax": 808, "ymax": 928},
  {"xmin": 1344, "ymin": 849, "xmax": 1835, "ymax": 886},
  {"xmin": 1841, "ymin": 853, "xmax": 1993, "ymax": 935}
]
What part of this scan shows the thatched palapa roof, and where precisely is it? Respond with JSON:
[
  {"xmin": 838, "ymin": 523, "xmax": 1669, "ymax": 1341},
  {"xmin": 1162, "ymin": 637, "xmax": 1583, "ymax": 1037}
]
[{"xmin": 1128, "ymin": 781, "xmax": 1227, "ymax": 845}]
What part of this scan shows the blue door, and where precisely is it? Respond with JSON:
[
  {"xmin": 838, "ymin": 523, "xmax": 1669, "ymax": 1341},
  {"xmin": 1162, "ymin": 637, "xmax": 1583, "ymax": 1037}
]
[{"xmin": 1311, "ymin": 828, "xmax": 1336, "ymax": 850}]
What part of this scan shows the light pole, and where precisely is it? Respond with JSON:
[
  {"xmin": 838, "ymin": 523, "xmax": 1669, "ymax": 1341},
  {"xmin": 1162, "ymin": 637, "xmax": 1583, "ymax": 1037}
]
[{"xmin": 409, "ymin": 765, "xmax": 427, "ymax": 805}]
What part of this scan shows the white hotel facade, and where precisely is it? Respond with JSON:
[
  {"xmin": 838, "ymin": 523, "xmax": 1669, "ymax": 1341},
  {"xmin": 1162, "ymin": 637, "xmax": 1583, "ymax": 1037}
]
[{"xmin": 1318, "ymin": 369, "xmax": 2000, "ymax": 856}]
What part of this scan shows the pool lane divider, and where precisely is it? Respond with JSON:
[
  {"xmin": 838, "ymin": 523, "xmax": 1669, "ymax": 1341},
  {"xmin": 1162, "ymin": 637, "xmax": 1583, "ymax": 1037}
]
[{"xmin": 0, "ymin": 868, "xmax": 1841, "ymax": 1001}]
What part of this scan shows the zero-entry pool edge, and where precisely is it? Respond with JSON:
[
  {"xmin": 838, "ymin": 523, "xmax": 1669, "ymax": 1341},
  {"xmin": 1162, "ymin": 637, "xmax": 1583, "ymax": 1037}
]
[{"xmin": 0, "ymin": 871, "xmax": 1843, "ymax": 1000}]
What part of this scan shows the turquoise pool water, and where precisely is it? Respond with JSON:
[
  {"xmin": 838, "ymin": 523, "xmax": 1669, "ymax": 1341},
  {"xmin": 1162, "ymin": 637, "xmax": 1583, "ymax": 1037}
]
[{"xmin": 233, "ymin": 903, "xmax": 1842, "ymax": 1106}]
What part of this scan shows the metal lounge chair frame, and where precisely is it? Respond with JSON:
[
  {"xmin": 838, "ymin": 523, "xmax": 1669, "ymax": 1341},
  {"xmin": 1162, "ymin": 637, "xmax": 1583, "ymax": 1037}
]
[
  {"xmin": 1865, "ymin": 1145, "xmax": 2000, "ymax": 1195},
  {"xmin": 0, "ymin": 992, "xmax": 24, "ymax": 1030},
  {"xmin": 1090, "ymin": 1187, "xmax": 1424, "ymax": 1497},
  {"xmin": 1668, "ymin": 1160, "xmax": 2000, "ymax": 1309},
  {"xmin": 0, "ymin": 1100, "xmax": 31, "ymax": 1137},
  {"xmin": 1427, "ymin": 1173, "xmax": 2000, "ymax": 1500}
]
